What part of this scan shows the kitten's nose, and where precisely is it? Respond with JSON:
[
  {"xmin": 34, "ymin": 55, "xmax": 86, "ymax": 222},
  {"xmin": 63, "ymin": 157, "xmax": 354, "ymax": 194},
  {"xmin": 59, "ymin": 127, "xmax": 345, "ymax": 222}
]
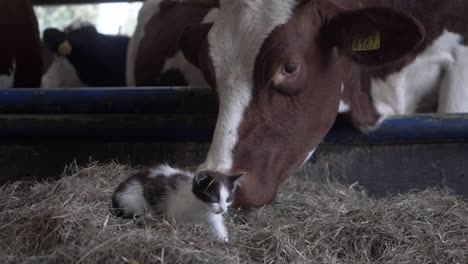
[{"xmin": 214, "ymin": 206, "xmax": 227, "ymax": 214}]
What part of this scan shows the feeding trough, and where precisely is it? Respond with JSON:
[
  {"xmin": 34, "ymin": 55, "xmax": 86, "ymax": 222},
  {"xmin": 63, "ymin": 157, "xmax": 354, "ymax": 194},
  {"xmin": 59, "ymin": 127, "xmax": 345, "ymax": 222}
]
[{"xmin": 0, "ymin": 87, "xmax": 467, "ymax": 198}]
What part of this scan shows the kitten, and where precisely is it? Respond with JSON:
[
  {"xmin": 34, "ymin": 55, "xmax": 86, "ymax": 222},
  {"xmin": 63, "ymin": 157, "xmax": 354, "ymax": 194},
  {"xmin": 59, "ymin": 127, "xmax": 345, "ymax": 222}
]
[{"xmin": 111, "ymin": 164, "xmax": 244, "ymax": 241}]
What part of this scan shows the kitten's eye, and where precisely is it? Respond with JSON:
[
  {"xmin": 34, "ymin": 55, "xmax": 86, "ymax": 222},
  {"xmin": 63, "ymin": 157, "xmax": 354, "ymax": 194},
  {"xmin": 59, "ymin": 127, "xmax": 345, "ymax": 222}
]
[
  {"xmin": 226, "ymin": 197, "xmax": 232, "ymax": 203},
  {"xmin": 205, "ymin": 193, "xmax": 218, "ymax": 202}
]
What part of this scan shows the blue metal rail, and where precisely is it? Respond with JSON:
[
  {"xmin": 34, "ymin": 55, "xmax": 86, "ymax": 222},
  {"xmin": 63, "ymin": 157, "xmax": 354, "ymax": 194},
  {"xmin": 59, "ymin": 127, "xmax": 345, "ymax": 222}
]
[
  {"xmin": 326, "ymin": 114, "xmax": 468, "ymax": 144},
  {"xmin": 0, "ymin": 87, "xmax": 217, "ymax": 114},
  {"xmin": 0, "ymin": 88, "xmax": 467, "ymax": 143}
]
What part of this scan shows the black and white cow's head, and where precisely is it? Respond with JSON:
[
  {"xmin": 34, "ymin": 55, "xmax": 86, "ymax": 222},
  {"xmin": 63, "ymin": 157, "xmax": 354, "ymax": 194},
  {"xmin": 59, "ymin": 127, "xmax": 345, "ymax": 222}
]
[
  {"xmin": 42, "ymin": 20, "xmax": 129, "ymax": 88},
  {"xmin": 176, "ymin": 0, "xmax": 425, "ymax": 207}
]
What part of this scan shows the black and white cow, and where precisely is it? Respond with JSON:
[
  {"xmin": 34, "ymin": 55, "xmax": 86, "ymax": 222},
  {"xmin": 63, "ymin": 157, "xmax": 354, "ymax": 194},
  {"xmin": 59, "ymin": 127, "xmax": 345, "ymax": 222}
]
[{"xmin": 41, "ymin": 20, "xmax": 129, "ymax": 88}]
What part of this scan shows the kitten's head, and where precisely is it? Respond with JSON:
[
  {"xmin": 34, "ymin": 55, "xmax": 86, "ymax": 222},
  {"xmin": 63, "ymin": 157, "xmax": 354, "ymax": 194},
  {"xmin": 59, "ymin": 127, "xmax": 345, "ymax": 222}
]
[{"xmin": 192, "ymin": 170, "xmax": 244, "ymax": 214}]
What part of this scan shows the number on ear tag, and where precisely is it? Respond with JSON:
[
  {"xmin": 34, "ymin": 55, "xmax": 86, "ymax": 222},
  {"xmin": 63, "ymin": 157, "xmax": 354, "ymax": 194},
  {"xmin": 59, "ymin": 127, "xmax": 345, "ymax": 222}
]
[{"xmin": 352, "ymin": 32, "xmax": 381, "ymax": 51}]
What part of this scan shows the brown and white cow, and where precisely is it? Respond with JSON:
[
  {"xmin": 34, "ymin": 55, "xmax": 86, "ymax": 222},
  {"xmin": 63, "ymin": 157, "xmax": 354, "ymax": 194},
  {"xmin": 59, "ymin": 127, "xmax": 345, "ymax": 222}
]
[
  {"xmin": 174, "ymin": 0, "xmax": 468, "ymax": 208},
  {"xmin": 126, "ymin": 0, "xmax": 218, "ymax": 86},
  {"xmin": 0, "ymin": 0, "xmax": 42, "ymax": 88}
]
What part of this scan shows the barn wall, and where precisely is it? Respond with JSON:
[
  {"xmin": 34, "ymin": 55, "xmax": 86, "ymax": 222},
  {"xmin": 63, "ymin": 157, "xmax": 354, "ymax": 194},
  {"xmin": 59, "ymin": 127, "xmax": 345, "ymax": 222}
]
[{"xmin": 1, "ymin": 142, "xmax": 467, "ymax": 198}]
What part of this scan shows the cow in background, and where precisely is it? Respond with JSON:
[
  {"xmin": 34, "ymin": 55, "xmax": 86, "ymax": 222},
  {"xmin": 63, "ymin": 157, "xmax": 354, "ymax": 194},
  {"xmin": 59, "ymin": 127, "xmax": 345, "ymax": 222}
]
[
  {"xmin": 126, "ymin": 0, "xmax": 217, "ymax": 87},
  {"xmin": 41, "ymin": 20, "xmax": 129, "ymax": 88},
  {"xmin": 341, "ymin": 30, "xmax": 468, "ymax": 131},
  {"xmin": 0, "ymin": 0, "xmax": 42, "ymax": 88}
]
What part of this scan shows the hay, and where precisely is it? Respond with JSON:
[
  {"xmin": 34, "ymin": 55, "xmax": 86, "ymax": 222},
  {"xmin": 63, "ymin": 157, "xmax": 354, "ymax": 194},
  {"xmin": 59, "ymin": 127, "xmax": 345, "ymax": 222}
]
[{"xmin": 1, "ymin": 162, "xmax": 467, "ymax": 264}]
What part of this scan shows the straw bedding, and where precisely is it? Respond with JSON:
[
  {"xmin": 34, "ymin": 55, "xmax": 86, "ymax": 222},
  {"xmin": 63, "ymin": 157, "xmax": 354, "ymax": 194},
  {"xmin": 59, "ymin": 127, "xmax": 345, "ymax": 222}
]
[{"xmin": 1, "ymin": 162, "xmax": 467, "ymax": 264}]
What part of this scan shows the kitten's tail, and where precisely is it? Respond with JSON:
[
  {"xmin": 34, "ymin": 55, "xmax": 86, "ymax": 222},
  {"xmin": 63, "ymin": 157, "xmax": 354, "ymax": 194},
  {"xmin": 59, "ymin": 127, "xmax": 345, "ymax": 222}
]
[{"xmin": 111, "ymin": 179, "xmax": 149, "ymax": 218}]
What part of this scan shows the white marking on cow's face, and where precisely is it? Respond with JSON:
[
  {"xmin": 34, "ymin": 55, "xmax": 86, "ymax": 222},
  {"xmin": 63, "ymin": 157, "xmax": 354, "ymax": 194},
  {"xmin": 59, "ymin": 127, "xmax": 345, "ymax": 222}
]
[
  {"xmin": 41, "ymin": 56, "xmax": 86, "ymax": 88},
  {"xmin": 0, "ymin": 61, "xmax": 15, "ymax": 89},
  {"xmin": 200, "ymin": 0, "xmax": 298, "ymax": 172},
  {"xmin": 438, "ymin": 44, "xmax": 468, "ymax": 113},
  {"xmin": 370, "ymin": 30, "xmax": 461, "ymax": 122}
]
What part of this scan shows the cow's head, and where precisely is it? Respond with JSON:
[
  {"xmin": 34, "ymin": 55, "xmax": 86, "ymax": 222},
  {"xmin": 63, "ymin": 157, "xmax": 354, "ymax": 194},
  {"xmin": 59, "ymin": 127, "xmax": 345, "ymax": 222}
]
[
  {"xmin": 42, "ymin": 20, "xmax": 129, "ymax": 88},
  {"xmin": 41, "ymin": 22, "xmax": 98, "ymax": 88},
  {"xmin": 177, "ymin": 0, "xmax": 425, "ymax": 207}
]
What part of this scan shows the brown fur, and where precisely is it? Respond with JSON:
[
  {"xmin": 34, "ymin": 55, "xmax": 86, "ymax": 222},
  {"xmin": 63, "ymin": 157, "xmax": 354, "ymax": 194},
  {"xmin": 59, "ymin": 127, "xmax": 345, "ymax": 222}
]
[
  {"xmin": 0, "ymin": 0, "xmax": 42, "ymax": 88},
  {"xmin": 180, "ymin": 0, "xmax": 468, "ymax": 207},
  {"xmin": 134, "ymin": 1, "xmax": 210, "ymax": 86}
]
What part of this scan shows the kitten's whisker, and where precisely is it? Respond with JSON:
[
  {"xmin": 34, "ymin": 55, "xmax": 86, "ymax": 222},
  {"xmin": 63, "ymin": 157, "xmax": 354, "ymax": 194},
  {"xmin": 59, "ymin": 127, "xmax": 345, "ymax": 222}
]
[
  {"xmin": 204, "ymin": 179, "xmax": 215, "ymax": 193},
  {"xmin": 226, "ymin": 208, "xmax": 236, "ymax": 218},
  {"xmin": 196, "ymin": 208, "xmax": 212, "ymax": 219}
]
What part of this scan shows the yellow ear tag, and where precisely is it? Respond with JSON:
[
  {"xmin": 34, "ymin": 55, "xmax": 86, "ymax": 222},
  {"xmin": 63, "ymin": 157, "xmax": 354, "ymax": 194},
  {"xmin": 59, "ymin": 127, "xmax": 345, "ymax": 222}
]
[
  {"xmin": 58, "ymin": 40, "xmax": 72, "ymax": 56},
  {"xmin": 352, "ymin": 32, "xmax": 381, "ymax": 51}
]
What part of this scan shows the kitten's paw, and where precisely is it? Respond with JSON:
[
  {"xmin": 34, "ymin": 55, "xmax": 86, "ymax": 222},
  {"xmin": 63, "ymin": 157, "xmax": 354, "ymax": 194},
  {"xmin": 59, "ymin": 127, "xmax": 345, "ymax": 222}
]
[{"xmin": 215, "ymin": 233, "xmax": 229, "ymax": 242}]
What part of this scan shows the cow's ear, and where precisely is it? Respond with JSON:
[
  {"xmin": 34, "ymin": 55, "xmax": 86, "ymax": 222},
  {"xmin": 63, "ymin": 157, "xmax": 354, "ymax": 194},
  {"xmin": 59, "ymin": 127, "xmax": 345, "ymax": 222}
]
[
  {"xmin": 43, "ymin": 28, "xmax": 67, "ymax": 53},
  {"xmin": 180, "ymin": 23, "xmax": 212, "ymax": 67},
  {"xmin": 322, "ymin": 7, "xmax": 425, "ymax": 66}
]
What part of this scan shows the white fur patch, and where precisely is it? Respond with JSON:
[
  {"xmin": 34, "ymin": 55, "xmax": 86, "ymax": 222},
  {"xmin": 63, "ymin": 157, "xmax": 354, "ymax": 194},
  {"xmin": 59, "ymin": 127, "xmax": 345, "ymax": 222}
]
[
  {"xmin": 339, "ymin": 83, "xmax": 350, "ymax": 113},
  {"xmin": 202, "ymin": 7, "xmax": 218, "ymax": 23},
  {"xmin": 163, "ymin": 179, "xmax": 229, "ymax": 240},
  {"xmin": 164, "ymin": 182, "xmax": 207, "ymax": 222},
  {"xmin": 207, "ymin": 213, "xmax": 228, "ymax": 241},
  {"xmin": 200, "ymin": 0, "xmax": 298, "ymax": 172},
  {"xmin": 371, "ymin": 30, "xmax": 462, "ymax": 123},
  {"xmin": 41, "ymin": 56, "xmax": 87, "ymax": 88},
  {"xmin": 162, "ymin": 51, "xmax": 207, "ymax": 86},
  {"xmin": 149, "ymin": 164, "xmax": 192, "ymax": 178},
  {"xmin": 217, "ymin": 185, "xmax": 229, "ymax": 213},
  {"xmin": 438, "ymin": 45, "xmax": 468, "ymax": 113},
  {"xmin": 114, "ymin": 180, "xmax": 148, "ymax": 215},
  {"xmin": 338, "ymin": 100, "xmax": 350, "ymax": 113},
  {"xmin": 300, "ymin": 148, "xmax": 316, "ymax": 168},
  {"xmin": 0, "ymin": 61, "xmax": 15, "ymax": 89}
]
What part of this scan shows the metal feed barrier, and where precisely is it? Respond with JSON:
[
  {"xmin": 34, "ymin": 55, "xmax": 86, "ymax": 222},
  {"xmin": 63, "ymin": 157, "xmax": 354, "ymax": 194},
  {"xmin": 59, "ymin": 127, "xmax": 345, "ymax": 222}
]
[{"xmin": 0, "ymin": 87, "xmax": 467, "ymax": 197}]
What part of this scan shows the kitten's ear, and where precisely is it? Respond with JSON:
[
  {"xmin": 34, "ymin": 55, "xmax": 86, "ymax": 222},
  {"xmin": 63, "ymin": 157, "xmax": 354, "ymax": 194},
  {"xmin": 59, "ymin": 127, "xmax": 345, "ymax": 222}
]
[
  {"xmin": 229, "ymin": 172, "xmax": 245, "ymax": 185},
  {"xmin": 194, "ymin": 170, "xmax": 211, "ymax": 184}
]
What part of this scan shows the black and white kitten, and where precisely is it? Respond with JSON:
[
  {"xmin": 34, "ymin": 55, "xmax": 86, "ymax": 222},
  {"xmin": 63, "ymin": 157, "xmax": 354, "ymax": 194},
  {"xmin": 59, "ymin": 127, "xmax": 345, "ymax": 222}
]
[{"xmin": 111, "ymin": 164, "xmax": 244, "ymax": 241}]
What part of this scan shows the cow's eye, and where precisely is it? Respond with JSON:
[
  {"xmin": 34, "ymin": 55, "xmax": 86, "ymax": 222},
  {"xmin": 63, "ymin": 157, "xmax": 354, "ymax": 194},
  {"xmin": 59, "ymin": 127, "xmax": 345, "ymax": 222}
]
[{"xmin": 282, "ymin": 62, "xmax": 301, "ymax": 76}]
